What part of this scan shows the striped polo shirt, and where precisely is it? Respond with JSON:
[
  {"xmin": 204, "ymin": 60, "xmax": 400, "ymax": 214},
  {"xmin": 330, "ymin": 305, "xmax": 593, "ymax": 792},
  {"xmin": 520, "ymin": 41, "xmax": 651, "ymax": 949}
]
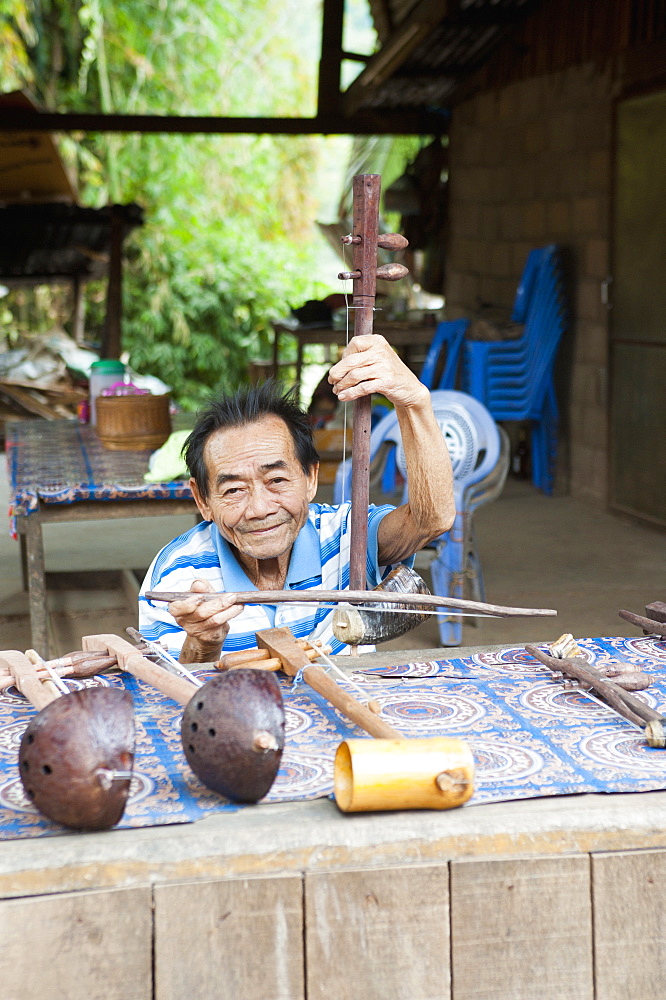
[{"xmin": 138, "ymin": 502, "xmax": 402, "ymax": 657}]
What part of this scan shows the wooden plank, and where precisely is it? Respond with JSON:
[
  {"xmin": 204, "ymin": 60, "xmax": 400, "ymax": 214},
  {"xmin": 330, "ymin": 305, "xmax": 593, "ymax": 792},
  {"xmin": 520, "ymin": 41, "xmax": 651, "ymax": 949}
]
[
  {"xmin": 154, "ymin": 875, "xmax": 304, "ymax": 1000},
  {"xmin": 450, "ymin": 856, "xmax": 593, "ymax": 1000},
  {"xmin": 32, "ymin": 498, "xmax": 197, "ymax": 523},
  {"xmin": 592, "ymin": 849, "xmax": 666, "ymax": 999},
  {"xmin": 305, "ymin": 864, "xmax": 450, "ymax": 1000},
  {"xmin": 0, "ymin": 885, "xmax": 152, "ymax": 999}
]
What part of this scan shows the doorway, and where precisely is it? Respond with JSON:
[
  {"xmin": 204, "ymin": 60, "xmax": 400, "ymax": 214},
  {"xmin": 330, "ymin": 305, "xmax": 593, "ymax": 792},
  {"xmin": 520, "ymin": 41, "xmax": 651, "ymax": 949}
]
[{"xmin": 610, "ymin": 89, "xmax": 666, "ymax": 528}]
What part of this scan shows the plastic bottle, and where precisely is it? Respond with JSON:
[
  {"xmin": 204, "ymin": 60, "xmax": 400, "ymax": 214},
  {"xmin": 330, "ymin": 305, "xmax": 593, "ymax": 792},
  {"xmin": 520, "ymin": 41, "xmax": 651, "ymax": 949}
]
[{"xmin": 89, "ymin": 360, "xmax": 125, "ymax": 426}]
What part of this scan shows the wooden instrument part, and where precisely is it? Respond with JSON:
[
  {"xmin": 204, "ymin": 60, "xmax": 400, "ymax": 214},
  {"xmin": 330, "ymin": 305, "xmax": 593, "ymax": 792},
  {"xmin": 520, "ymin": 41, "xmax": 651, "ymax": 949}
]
[
  {"xmin": 1, "ymin": 649, "xmax": 59, "ymax": 711},
  {"xmin": 525, "ymin": 642, "xmax": 666, "ymax": 746},
  {"xmin": 0, "ymin": 648, "xmax": 135, "ymax": 831},
  {"xmin": 345, "ymin": 174, "xmax": 381, "ymax": 593},
  {"xmin": 145, "ymin": 588, "xmax": 557, "ymax": 618},
  {"xmin": 83, "ymin": 634, "xmax": 284, "ymax": 802},
  {"xmin": 82, "ymin": 633, "xmax": 195, "ymax": 706},
  {"xmin": 217, "ymin": 643, "xmax": 328, "ymax": 672},
  {"xmin": 256, "ymin": 627, "xmax": 402, "ymax": 740},
  {"xmin": 618, "ymin": 609, "xmax": 666, "ymax": 638}
]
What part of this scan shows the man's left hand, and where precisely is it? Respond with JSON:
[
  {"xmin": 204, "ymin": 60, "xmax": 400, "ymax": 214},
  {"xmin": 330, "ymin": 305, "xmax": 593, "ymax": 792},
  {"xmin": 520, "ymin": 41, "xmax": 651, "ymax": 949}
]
[{"xmin": 328, "ymin": 335, "xmax": 428, "ymax": 409}]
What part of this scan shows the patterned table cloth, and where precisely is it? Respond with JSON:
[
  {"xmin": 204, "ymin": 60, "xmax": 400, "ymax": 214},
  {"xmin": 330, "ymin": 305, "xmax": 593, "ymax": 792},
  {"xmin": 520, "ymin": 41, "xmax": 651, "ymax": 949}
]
[
  {"xmin": 6, "ymin": 419, "xmax": 192, "ymax": 527},
  {"xmin": 0, "ymin": 635, "xmax": 665, "ymax": 840}
]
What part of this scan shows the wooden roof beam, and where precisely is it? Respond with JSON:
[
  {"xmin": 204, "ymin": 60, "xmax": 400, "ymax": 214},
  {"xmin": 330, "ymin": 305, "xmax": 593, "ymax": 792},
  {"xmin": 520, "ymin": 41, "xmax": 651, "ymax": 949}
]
[
  {"xmin": 0, "ymin": 109, "xmax": 447, "ymax": 137},
  {"xmin": 344, "ymin": 0, "xmax": 452, "ymax": 115},
  {"xmin": 318, "ymin": 0, "xmax": 345, "ymax": 116}
]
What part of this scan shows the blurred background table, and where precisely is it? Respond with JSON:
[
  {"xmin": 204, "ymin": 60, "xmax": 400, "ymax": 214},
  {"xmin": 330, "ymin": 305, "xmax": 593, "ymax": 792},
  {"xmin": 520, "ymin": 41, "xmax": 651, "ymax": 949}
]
[
  {"xmin": 270, "ymin": 319, "xmax": 439, "ymax": 402},
  {"xmin": 5, "ymin": 419, "xmax": 196, "ymax": 657}
]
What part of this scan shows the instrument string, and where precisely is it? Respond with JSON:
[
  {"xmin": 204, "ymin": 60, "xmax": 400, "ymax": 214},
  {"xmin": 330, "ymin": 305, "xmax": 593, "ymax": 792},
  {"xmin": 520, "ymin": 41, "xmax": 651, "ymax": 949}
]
[
  {"xmin": 338, "ymin": 238, "xmax": 353, "ymax": 592},
  {"xmin": 297, "ymin": 600, "xmax": 499, "ymax": 619},
  {"xmin": 298, "ymin": 639, "xmax": 383, "ymax": 713}
]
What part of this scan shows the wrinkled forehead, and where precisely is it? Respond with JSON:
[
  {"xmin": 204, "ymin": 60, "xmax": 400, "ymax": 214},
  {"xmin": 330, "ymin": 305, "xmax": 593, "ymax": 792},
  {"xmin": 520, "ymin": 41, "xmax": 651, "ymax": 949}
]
[{"xmin": 203, "ymin": 415, "xmax": 299, "ymax": 481}]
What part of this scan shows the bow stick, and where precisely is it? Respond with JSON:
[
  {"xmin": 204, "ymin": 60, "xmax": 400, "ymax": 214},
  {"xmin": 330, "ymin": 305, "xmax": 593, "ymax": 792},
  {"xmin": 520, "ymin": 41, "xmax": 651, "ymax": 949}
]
[
  {"xmin": 145, "ymin": 588, "xmax": 556, "ymax": 618},
  {"xmin": 337, "ymin": 174, "xmax": 409, "ymax": 593}
]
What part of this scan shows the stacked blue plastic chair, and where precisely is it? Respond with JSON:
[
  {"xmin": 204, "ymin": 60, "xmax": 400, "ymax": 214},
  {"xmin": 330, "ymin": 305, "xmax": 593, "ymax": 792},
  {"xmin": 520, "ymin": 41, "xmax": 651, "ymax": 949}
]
[
  {"xmin": 460, "ymin": 244, "xmax": 567, "ymax": 495},
  {"xmin": 333, "ymin": 389, "xmax": 509, "ymax": 645},
  {"xmin": 419, "ymin": 318, "xmax": 470, "ymax": 391}
]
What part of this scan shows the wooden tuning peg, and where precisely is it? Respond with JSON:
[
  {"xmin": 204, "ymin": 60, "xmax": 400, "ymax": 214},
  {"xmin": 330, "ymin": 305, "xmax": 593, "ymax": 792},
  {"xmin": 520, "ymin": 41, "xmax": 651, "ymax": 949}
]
[
  {"xmin": 377, "ymin": 234, "xmax": 409, "ymax": 251},
  {"xmin": 376, "ymin": 263, "xmax": 409, "ymax": 281}
]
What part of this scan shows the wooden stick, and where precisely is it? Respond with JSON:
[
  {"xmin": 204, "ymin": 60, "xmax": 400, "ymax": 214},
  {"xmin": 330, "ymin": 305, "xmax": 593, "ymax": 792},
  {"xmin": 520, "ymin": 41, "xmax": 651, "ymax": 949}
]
[
  {"xmin": 218, "ymin": 644, "xmax": 328, "ymax": 670},
  {"xmin": 145, "ymin": 588, "xmax": 556, "ymax": 618},
  {"xmin": 222, "ymin": 657, "xmax": 283, "ymax": 672},
  {"xmin": 525, "ymin": 643, "xmax": 661, "ymax": 728},
  {"xmin": 618, "ymin": 609, "xmax": 666, "ymax": 638}
]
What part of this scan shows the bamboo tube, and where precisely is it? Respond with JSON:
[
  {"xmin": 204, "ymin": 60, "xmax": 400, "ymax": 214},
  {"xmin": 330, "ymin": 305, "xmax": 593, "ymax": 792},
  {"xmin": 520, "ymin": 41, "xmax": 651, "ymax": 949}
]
[{"xmin": 334, "ymin": 737, "xmax": 475, "ymax": 813}]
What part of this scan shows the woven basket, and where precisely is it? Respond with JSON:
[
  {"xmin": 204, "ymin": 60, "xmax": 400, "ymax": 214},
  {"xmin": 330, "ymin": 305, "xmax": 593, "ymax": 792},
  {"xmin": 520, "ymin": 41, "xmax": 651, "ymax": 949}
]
[{"xmin": 96, "ymin": 393, "xmax": 172, "ymax": 451}]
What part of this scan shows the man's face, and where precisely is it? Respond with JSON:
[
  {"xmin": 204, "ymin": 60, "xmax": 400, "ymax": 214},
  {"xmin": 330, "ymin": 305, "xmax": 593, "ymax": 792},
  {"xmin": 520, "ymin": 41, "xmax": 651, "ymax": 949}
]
[{"xmin": 190, "ymin": 415, "xmax": 318, "ymax": 563}]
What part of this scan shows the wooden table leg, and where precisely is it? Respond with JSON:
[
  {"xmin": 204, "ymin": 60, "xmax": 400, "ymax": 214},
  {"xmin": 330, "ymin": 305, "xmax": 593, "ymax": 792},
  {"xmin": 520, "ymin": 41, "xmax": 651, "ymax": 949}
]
[
  {"xmin": 19, "ymin": 533, "xmax": 28, "ymax": 591},
  {"xmin": 19, "ymin": 514, "xmax": 49, "ymax": 658}
]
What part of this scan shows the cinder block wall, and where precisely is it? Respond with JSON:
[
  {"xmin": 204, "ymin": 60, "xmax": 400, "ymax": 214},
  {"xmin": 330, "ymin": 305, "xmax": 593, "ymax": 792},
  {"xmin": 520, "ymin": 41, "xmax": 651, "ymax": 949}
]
[{"xmin": 445, "ymin": 64, "xmax": 614, "ymax": 501}]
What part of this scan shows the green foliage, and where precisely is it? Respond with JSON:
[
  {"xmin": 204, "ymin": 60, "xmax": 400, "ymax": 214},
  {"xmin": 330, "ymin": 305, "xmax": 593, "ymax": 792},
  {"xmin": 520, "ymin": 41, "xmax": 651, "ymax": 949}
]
[
  {"xmin": 1, "ymin": 0, "xmax": 326, "ymax": 408},
  {"xmin": 0, "ymin": 0, "xmax": 34, "ymax": 90}
]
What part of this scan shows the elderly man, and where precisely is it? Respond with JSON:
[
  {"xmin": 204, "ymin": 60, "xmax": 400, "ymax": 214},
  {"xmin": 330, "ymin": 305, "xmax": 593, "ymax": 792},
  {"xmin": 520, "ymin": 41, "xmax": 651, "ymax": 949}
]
[{"xmin": 139, "ymin": 335, "xmax": 455, "ymax": 661}]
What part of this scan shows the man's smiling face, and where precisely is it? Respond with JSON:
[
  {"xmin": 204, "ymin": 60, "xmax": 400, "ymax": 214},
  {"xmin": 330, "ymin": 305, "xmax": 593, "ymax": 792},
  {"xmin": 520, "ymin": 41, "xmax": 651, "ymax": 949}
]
[{"xmin": 189, "ymin": 414, "xmax": 318, "ymax": 563}]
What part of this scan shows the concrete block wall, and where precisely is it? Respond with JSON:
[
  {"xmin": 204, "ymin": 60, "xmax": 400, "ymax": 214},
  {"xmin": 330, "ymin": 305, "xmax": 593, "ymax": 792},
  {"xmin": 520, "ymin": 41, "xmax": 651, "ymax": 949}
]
[{"xmin": 445, "ymin": 64, "xmax": 615, "ymax": 501}]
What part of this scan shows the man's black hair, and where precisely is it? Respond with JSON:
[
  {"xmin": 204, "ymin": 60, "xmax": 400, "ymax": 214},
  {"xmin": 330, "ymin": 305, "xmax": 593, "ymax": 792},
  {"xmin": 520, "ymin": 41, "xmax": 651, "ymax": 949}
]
[{"xmin": 184, "ymin": 379, "xmax": 319, "ymax": 499}]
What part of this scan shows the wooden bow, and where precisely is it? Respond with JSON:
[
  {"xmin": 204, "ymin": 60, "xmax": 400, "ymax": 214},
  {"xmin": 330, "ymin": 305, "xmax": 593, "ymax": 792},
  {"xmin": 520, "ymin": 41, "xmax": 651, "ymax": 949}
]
[{"xmin": 144, "ymin": 588, "xmax": 557, "ymax": 618}]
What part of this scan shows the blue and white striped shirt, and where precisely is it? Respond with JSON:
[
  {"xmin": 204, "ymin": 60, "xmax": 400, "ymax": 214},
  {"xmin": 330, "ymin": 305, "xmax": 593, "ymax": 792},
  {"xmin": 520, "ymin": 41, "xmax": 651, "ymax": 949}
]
[{"xmin": 138, "ymin": 502, "xmax": 401, "ymax": 657}]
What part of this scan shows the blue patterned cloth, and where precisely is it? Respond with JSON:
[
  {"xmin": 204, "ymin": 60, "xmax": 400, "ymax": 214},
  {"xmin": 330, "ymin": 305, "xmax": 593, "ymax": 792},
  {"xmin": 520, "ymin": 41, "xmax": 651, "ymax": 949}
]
[
  {"xmin": 0, "ymin": 635, "xmax": 665, "ymax": 839},
  {"xmin": 6, "ymin": 419, "xmax": 192, "ymax": 535}
]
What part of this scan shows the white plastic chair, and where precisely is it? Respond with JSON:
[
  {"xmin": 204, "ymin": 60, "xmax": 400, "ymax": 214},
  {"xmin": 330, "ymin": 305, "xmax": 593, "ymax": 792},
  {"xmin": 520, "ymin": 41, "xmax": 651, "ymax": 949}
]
[{"xmin": 333, "ymin": 390, "xmax": 510, "ymax": 645}]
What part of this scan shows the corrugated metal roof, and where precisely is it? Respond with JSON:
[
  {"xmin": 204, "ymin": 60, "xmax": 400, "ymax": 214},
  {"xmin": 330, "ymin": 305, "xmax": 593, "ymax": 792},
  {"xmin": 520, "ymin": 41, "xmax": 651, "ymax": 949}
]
[
  {"xmin": 0, "ymin": 202, "xmax": 143, "ymax": 285},
  {"xmin": 354, "ymin": 0, "xmax": 542, "ymax": 114}
]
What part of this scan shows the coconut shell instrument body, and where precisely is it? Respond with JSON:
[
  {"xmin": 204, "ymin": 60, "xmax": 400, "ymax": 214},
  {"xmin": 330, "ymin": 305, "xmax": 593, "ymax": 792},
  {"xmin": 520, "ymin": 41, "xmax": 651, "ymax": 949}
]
[
  {"xmin": 1, "ymin": 650, "xmax": 134, "ymax": 831},
  {"xmin": 82, "ymin": 634, "xmax": 284, "ymax": 803},
  {"xmin": 181, "ymin": 669, "xmax": 284, "ymax": 802}
]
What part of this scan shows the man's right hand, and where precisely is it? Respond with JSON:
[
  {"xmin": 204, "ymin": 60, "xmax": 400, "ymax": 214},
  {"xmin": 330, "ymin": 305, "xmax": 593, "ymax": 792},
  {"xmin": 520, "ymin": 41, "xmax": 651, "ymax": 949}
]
[{"xmin": 169, "ymin": 579, "xmax": 244, "ymax": 663}]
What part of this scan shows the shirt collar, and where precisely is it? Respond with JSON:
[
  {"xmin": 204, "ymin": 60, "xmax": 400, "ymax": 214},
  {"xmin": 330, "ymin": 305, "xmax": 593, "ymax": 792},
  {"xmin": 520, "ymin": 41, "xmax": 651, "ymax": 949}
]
[{"xmin": 210, "ymin": 514, "xmax": 321, "ymax": 591}]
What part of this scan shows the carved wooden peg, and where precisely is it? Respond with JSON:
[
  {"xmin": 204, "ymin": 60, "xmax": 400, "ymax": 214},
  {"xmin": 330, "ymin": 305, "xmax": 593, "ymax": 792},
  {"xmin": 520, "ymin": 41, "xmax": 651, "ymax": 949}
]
[
  {"xmin": 377, "ymin": 233, "xmax": 409, "ymax": 251},
  {"xmin": 376, "ymin": 263, "xmax": 409, "ymax": 281},
  {"xmin": 341, "ymin": 233, "xmax": 408, "ymax": 251}
]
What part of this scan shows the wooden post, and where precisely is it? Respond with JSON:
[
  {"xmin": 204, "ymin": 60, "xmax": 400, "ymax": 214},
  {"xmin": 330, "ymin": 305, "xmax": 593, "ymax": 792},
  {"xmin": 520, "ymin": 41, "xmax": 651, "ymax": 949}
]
[
  {"xmin": 72, "ymin": 274, "xmax": 86, "ymax": 345},
  {"xmin": 102, "ymin": 206, "xmax": 124, "ymax": 360}
]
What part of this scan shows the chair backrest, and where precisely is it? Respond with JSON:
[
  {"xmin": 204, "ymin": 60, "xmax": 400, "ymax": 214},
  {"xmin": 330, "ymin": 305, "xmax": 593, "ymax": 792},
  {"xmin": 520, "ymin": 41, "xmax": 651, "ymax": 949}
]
[
  {"xmin": 393, "ymin": 390, "xmax": 502, "ymax": 506},
  {"xmin": 463, "ymin": 244, "xmax": 567, "ymax": 414},
  {"xmin": 511, "ymin": 246, "xmax": 548, "ymax": 323},
  {"xmin": 419, "ymin": 318, "xmax": 469, "ymax": 391}
]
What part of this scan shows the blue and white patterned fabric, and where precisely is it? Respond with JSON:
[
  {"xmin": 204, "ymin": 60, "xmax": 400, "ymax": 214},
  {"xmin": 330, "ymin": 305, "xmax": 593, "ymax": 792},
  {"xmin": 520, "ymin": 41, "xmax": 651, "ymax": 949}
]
[
  {"xmin": 139, "ymin": 502, "xmax": 400, "ymax": 656},
  {"xmin": 1, "ymin": 636, "xmax": 666, "ymax": 840}
]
